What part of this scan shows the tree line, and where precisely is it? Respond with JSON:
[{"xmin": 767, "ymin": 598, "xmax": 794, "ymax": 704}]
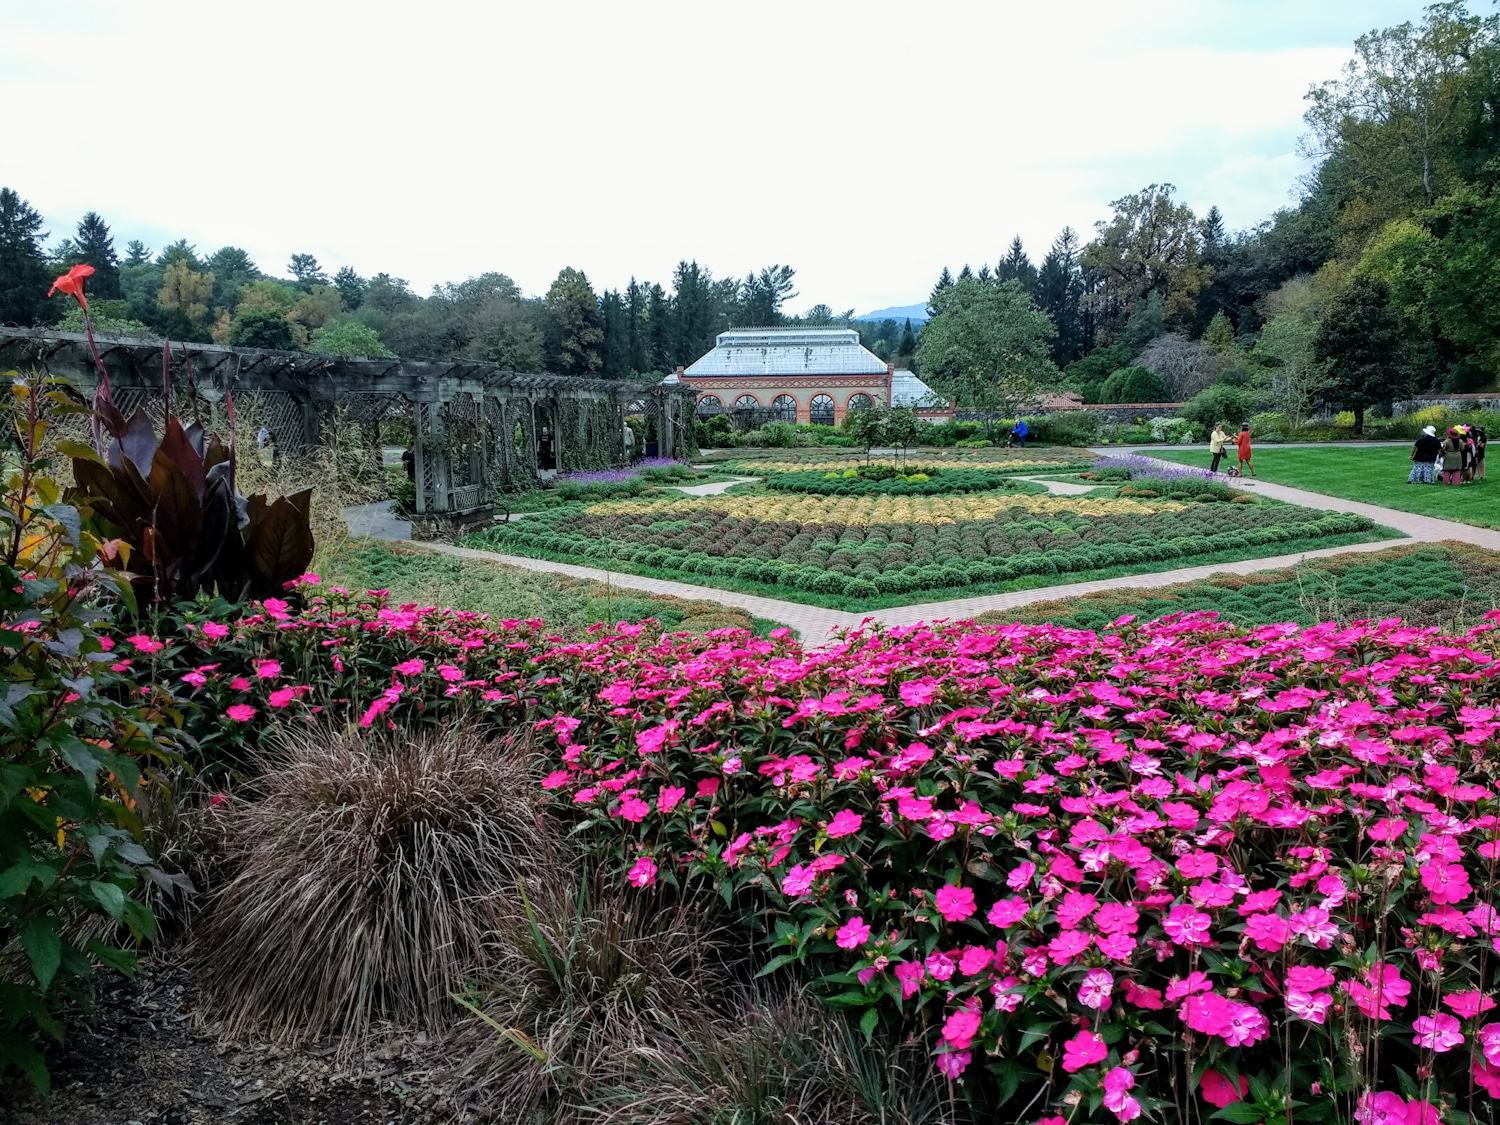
[{"xmin": 7, "ymin": 1, "xmax": 1500, "ymax": 420}]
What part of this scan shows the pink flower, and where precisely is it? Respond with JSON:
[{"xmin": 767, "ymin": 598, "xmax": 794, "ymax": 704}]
[
  {"xmin": 616, "ymin": 796, "xmax": 649, "ymax": 822},
  {"xmin": 941, "ymin": 1005, "xmax": 982, "ymax": 1050},
  {"xmin": 126, "ymin": 634, "xmax": 164, "ymax": 654},
  {"xmin": 1355, "ymin": 1092, "xmax": 1409, "ymax": 1125},
  {"xmin": 1095, "ymin": 903, "xmax": 1139, "ymax": 934},
  {"xmin": 225, "ymin": 703, "xmax": 255, "ymax": 722},
  {"xmin": 1078, "ymin": 968, "xmax": 1114, "ymax": 1010},
  {"xmin": 1421, "ymin": 860, "xmax": 1471, "ymax": 904},
  {"xmin": 1287, "ymin": 988, "xmax": 1333, "ymax": 1023},
  {"xmin": 1346, "ymin": 963, "xmax": 1411, "ymax": 1020},
  {"xmin": 1412, "ymin": 1013, "xmax": 1464, "ymax": 1053},
  {"xmin": 1443, "ymin": 991, "xmax": 1497, "ymax": 1019},
  {"xmin": 657, "ymin": 785, "xmax": 686, "ymax": 813},
  {"xmin": 782, "ymin": 865, "xmax": 815, "ymax": 897},
  {"xmin": 1244, "ymin": 911, "xmax": 1290, "ymax": 951},
  {"xmin": 1123, "ymin": 981, "xmax": 1163, "ymax": 1010},
  {"xmin": 957, "ymin": 945, "xmax": 993, "ymax": 976},
  {"xmin": 393, "ymin": 658, "xmax": 425, "ymax": 676},
  {"xmin": 935, "ymin": 884, "xmax": 976, "ymax": 923},
  {"xmin": 1473, "ymin": 1057, "xmax": 1500, "ymax": 1097},
  {"xmin": 894, "ymin": 960, "xmax": 925, "ymax": 999},
  {"xmin": 201, "ymin": 621, "xmax": 230, "ymax": 640},
  {"xmin": 1162, "ymin": 903, "xmax": 1211, "ymax": 946},
  {"xmin": 268, "ymin": 686, "xmax": 298, "ymax": 708},
  {"xmin": 627, "ymin": 856, "xmax": 657, "ymax": 887},
  {"xmin": 1200, "ymin": 1070, "xmax": 1249, "ymax": 1108},
  {"xmin": 987, "ymin": 896, "xmax": 1028, "ymax": 928},
  {"xmin": 1006, "ymin": 861, "xmax": 1036, "ymax": 889},
  {"xmin": 1368, "ymin": 817, "xmax": 1408, "ymax": 842},
  {"xmin": 722, "ymin": 756, "xmax": 742, "ymax": 775},
  {"xmin": 542, "ymin": 770, "xmax": 570, "ymax": 790},
  {"xmin": 1288, "ymin": 906, "xmax": 1340, "ymax": 948},
  {"xmin": 253, "ymin": 659, "xmax": 281, "ymax": 680},
  {"xmin": 1102, "ymin": 1067, "xmax": 1140, "ymax": 1122},
  {"xmin": 934, "ymin": 1049, "xmax": 970, "ymax": 1079},
  {"xmin": 1181, "ymin": 992, "xmax": 1234, "ymax": 1036},
  {"xmin": 836, "ymin": 916, "xmax": 871, "ymax": 949},
  {"xmin": 826, "ymin": 809, "xmax": 862, "ymax": 838},
  {"xmin": 1220, "ymin": 1001, "xmax": 1269, "ymax": 1047},
  {"xmin": 1060, "ymin": 1028, "xmax": 1106, "ymax": 1072}
]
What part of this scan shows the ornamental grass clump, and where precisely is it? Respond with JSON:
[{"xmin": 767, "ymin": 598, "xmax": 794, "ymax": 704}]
[{"xmin": 197, "ymin": 722, "xmax": 547, "ymax": 1044}]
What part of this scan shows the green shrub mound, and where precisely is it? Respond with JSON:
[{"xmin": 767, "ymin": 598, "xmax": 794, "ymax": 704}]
[
  {"xmin": 765, "ymin": 467, "xmax": 1041, "ymax": 496},
  {"xmin": 470, "ymin": 501, "xmax": 1380, "ymax": 603}
]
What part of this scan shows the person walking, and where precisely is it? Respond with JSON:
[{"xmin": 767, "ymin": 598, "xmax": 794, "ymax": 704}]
[
  {"xmin": 1408, "ymin": 425, "xmax": 1441, "ymax": 484},
  {"xmin": 1477, "ymin": 426, "xmax": 1488, "ymax": 481},
  {"xmin": 1442, "ymin": 427, "xmax": 1465, "ymax": 485},
  {"xmin": 1209, "ymin": 423, "xmax": 1229, "ymax": 474},
  {"xmin": 1234, "ymin": 423, "xmax": 1255, "ymax": 478}
]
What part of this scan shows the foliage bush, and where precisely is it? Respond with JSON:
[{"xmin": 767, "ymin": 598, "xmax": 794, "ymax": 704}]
[
  {"xmin": 198, "ymin": 723, "xmax": 544, "ymax": 1043},
  {"xmin": 1025, "ymin": 411, "xmax": 1102, "ymax": 446},
  {"xmin": 765, "ymin": 468, "xmax": 1037, "ymax": 497},
  {"xmin": 0, "ymin": 378, "xmax": 183, "ymax": 1091},
  {"xmin": 1100, "ymin": 365, "xmax": 1169, "ymax": 404},
  {"xmin": 1182, "ymin": 384, "xmax": 1262, "ymax": 430}
]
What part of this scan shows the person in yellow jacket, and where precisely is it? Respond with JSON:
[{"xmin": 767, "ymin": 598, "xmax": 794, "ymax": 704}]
[{"xmin": 1208, "ymin": 423, "xmax": 1229, "ymax": 474}]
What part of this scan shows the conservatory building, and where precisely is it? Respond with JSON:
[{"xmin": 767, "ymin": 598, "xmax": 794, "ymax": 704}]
[{"xmin": 672, "ymin": 327, "xmax": 936, "ymax": 427}]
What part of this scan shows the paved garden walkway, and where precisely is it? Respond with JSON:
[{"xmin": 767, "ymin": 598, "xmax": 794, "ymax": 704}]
[
  {"xmin": 667, "ymin": 476, "xmax": 757, "ymax": 496},
  {"xmin": 1014, "ymin": 475, "xmax": 1099, "ymax": 496},
  {"xmin": 347, "ymin": 452, "xmax": 1500, "ymax": 641}
]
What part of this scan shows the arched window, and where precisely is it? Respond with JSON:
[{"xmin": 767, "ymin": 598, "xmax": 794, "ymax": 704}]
[
  {"xmin": 733, "ymin": 394, "xmax": 759, "ymax": 408},
  {"xmin": 847, "ymin": 393, "xmax": 873, "ymax": 413},
  {"xmin": 696, "ymin": 395, "xmax": 723, "ymax": 415},
  {"xmin": 810, "ymin": 394, "xmax": 835, "ymax": 426},
  {"xmin": 771, "ymin": 394, "xmax": 797, "ymax": 420}
]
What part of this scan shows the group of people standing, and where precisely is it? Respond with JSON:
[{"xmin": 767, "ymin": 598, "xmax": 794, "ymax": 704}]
[
  {"xmin": 1208, "ymin": 423, "xmax": 1254, "ymax": 477},
  {"xmin": 1408, "ymin": 424, "xmax": 1486, "ymax": 485}
]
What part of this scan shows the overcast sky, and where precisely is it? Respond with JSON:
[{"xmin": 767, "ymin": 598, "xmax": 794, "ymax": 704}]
[{"xmin": 1, "ymin": 0, "xmax": 1431, "ymax": 314}]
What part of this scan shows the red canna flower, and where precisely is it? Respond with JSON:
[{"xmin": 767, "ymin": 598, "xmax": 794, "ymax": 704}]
[{"xmin": 48, "ymin": 263, "xmax": 95, "ymax": 309}]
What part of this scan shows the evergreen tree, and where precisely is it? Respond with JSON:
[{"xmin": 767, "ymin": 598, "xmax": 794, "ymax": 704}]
[
  {"xmin": 976, "ymin": 264, "xmax": 993, "ymax": 282},
  {"xmin": 124, "ymin": 240, "xmax": 151, "ymax": 265},
  {"xmin": 0, "ymin": 188, "xmax": 51, "ymax": 327},
  {"xmin": 898, "ymin": 318, "xmax": 917, "ymax": 356},
  {"xmin": 599, "ymin": 288, "xmax": 631, "ymax": 378},
  {"xmin": 997, "ymin": 235, "xmax": 1037, "ymax": 292},
  {"xmin": 544, "ymin": 267, "xmax": 604, "ymax": 378},
  {"xmin": 288, "ymin": 253, "xmax": 329, "ymax": 290},
  {"xmin": 1313, "ymin": 275, "xmax": 1410, "ymax": 433},
  {"xmin": 625, "ymin": 278, "xmax": 649, "ymax": 374},
  {"xmin": 647, "ymin": 282, "xmax": 671, "ymax": 372},
  {"xmin": 1034, "ymin": 228, "xmax": 1086, "ymax": 366},
  {"xmin": 156, "ymin": 239, "xmax": 203, "ymax": 271},
  {"xmin": 736, "ymin": 264, "xmax": 797, "ymax": 326},
  {"xmin": 957, "ymin": 264, "xmax": 974, "ymax": 281},
  {"xmin": 207, "ymin": 247, "xmax": 261, "ymax": 312},
  {"xmin": 927, "ymin": 267, "xmax": 955, "ymax": 318},
  {"xmin": 333, "ymin": 266, "xmax": 366, "ymax": 311},
  {"xmin": 73, "ymin": 212, "xmax": 120, "ymax": 299}
]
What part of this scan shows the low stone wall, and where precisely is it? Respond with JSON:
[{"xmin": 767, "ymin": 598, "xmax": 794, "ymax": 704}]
[{"xmin": 1394, "ymin": 395, "xmax": 1500, "ymax": 416}]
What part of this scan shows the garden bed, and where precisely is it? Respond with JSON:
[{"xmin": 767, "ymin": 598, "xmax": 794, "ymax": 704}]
[
  {"xmin": 462, "ymin": 491, "xmax": 1391, "ymax": 608},
  {"xmin": 764, "ymin": 466, "xmax": 1047, "ymax": 496}
]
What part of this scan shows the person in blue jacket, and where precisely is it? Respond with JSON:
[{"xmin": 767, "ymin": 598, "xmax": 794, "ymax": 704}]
[{"xmin": 1010, "ymin": 419, "xmax": 1028, "ymax": 447}]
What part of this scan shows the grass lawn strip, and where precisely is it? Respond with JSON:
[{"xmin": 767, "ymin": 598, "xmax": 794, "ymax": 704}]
[
  {"xmin": 319, "ymin": 541, "xmax": 785, "ymax": 637},
  {"xmin": 461, "ymin": 526, "xmax": 1399, "ymax": 612},
  {"xmin": 1150, "ymin": 444, "xmax": 1500, "ymax": 529}
]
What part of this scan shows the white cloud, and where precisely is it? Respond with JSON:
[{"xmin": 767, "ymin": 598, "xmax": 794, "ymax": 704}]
[{"xmin": 0, "ymin": 0, "xmax": 1428, "ymax": 313}]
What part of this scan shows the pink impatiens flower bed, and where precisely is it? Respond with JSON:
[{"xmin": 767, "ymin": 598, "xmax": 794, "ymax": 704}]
[{"xmin": 145, "ymin": 587, "xmax": 1500, "ymax": 1122}]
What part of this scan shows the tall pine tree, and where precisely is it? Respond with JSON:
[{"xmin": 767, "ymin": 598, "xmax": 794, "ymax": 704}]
[
  {"xmin": 997, "ymin": 235, "xmax": 1037, "ymax": 293},
  {"xmin": 0, "ymin": 188, "xmax": 51, "ymax": 326},
  {"xmin": 1035, "ymin": 227, "xmax": 1086, "ymax": 366},
  {"xmin": 73, "ymin": 212, "xmax": 120, "ymax": 299}
]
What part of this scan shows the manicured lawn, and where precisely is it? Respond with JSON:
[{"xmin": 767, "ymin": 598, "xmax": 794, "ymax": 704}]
[
  {"xmin": 1151, "ymin": 444, "xmax": 1500, "ymax": 529},
  {"xmin": 320, "ymin": 541, "xmax": 784, "ymax": 636}
]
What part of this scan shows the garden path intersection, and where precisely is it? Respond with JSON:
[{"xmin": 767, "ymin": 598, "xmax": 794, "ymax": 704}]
[{"xmin": 353, "ymin": 451, "xmax": 1500, "ymax": 641}]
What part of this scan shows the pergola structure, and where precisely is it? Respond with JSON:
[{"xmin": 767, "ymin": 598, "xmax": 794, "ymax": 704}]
[{"xmin": 0, "ymin": 328, "xmax": 697, "ymax": 536}]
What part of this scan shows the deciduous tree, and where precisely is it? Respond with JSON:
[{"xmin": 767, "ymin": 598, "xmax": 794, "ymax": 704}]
[
  {"xmin": 545, "ymin": 267, "xmax": 603, "ymax": 378},
  {"xmin": 1081, "ymin": 184, "xmax": 1212, "ymax": 332},
  {"xmin": 916, "ymin": 278, "xmax": 1058, "ymax": 418}
]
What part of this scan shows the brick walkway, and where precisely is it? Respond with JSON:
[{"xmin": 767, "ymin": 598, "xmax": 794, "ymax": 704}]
[{"xmin": 378, "ymin": 455, "xmax": 1500, "ymax": 643}]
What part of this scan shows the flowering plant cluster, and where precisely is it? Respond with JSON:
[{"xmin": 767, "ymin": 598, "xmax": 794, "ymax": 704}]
[
  {"xmin": 471, "ymin": 489, "xmax": 1374, "ymax": 602},
  {"xmin": 765, "ymin": 466, "xmax": 1039, "ymax": 497},
  {"xmin": 138, "ymin": 586, "xmax": 1500, "ymax": 1122},
  {"xmin": 1093, "ymin": 455, "xmax": 1217, "ymax": 483}
]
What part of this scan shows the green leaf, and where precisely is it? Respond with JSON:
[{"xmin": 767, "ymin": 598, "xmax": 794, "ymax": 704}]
[
  {"xmin": 860, "ymin": 1006, "xmax": 878, "ymax": 1042},
  {"xmin": 1213, "ymin": 1106, "xmax": 1271, "ymax": 1123},
  {"xmin": 0, "ymin": 863, "xmax": 52, "ymax": 900},
  {"xmin": 46, "ymin": 731, "xmax": 101, "ymax": 786},
  {"xmin": 85, "ymin": 939, "xmax": 138, "ymax": 977},
  {"xmin": 21, "ymin": 920, "xmax": 61, "ymax": 992},
  {"xmin": 0, "ymin": 1030, "xmax": 50, "ymax": 1093},
  {"xmin": 754, "ymin": 953, "xmax": 801, "ymax": 978},
  {"xmin": 41, "ymin": 504, "xmax": 80, "ymax": 547},
  {"xmin": 89, "ymin": 880, "xmax": 127, "ymax": 921}
]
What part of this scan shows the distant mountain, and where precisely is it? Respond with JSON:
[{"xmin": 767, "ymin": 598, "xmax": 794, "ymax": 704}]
[{"xmin": 856, "ymin": 303, "xmax": 928, "ymax": 324}]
